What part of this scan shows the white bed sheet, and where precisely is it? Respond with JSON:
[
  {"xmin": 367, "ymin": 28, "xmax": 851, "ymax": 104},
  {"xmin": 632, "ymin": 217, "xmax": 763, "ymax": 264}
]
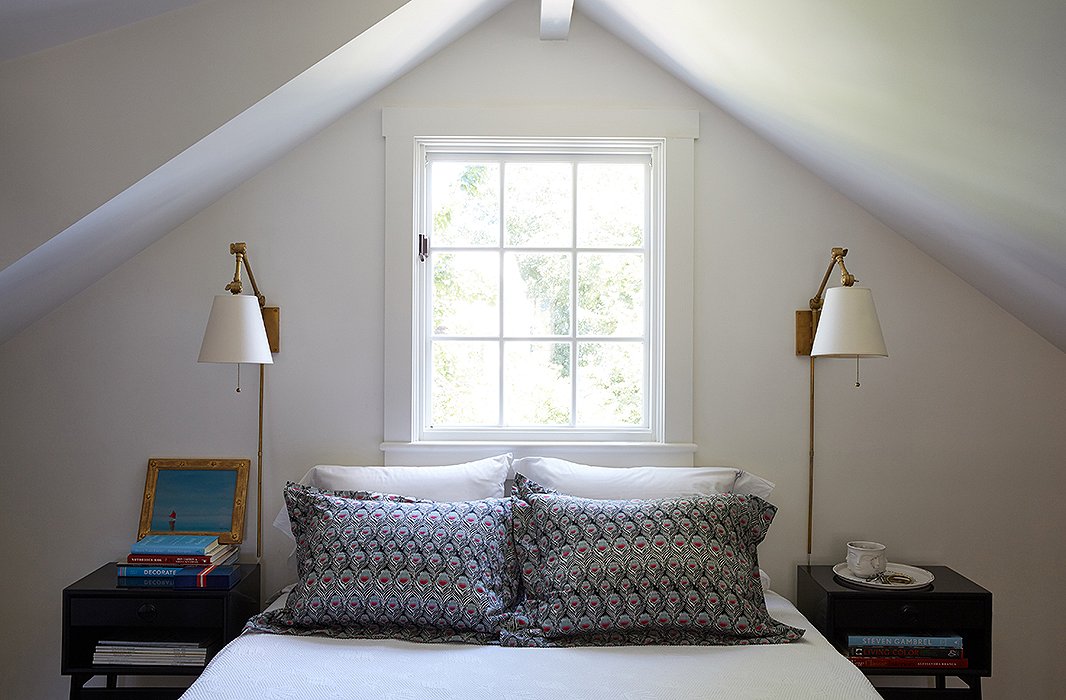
[{"xmin": 180, "ymin": 591, "xmax": 880, "ymax": 700}]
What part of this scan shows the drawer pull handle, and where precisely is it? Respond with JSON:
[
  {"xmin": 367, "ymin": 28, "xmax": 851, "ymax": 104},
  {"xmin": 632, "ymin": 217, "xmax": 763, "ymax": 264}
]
[
  {"xmin": 137, "ymin": 603, "xmax": 157, "ymax": 621},
  {"xmin": 899, "ymin": 604, "xmax": 918, "ymax": 624}
]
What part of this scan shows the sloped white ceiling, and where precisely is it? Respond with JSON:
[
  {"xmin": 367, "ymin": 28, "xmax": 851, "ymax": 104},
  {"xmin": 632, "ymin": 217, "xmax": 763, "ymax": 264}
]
[
  {"xmin": 1, "ymin": 0, "xmax": 1064, "ymax": 350},
  {"xmin": 581, "ymin": 0, "xmax": 1066, "ymax": 351}
]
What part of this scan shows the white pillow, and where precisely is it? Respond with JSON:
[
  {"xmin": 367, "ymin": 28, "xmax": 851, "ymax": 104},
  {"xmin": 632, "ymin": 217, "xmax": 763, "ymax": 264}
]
[
  {"xmin": 273, "ymin": 454, "xmax": 511, "ymax": 544},
  {"xmin": 734, "ymin": 469, "xmax": 775, "ymax": 499},
  {"xmin": 511, "ymin": 456, "xmax": 771, "ymax": 499},
  {"xmin": 308, "ymin": 454, "xmax": 510, "ymax": 501}
]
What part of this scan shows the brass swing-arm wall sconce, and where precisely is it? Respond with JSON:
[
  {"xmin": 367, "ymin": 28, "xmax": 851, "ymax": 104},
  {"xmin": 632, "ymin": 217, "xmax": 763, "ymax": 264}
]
[
  {"xmin": 796, "ymin": 247, "xmax": 887, "ymax": 565},
  {"xmin": 198, "ymin": 242, "xmax": 280, "ymax": 560}
]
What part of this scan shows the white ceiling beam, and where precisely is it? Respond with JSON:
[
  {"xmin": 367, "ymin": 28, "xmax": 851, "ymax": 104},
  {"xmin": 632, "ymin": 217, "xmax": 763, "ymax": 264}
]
[{"xmin": 540, "ymin": 0, "xmax": 574, "ymax": 40}]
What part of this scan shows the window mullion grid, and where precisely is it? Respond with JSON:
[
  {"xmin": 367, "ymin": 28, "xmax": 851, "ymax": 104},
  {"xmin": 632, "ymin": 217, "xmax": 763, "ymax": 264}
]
[
  {"xmin": 644, "ymin": 158, "xmax": 654, "ymax": 435},
  {"xmin": 570, "ymin": 160, "xmax": 579, "ymax": 429},
  {"xmin": 435, "ymin": 245, "xmax": 637, "ymax": 255},
  {"xmin": 497, "ymin": 162, "xmax": 506, "ymax": 429},
  {"xmin": 421, "ymin": 153, "xmax": 433, "ymax": 433},
  {"xmin": 648, "ymin": 146, "xmax": 664, "ymax": 439}
]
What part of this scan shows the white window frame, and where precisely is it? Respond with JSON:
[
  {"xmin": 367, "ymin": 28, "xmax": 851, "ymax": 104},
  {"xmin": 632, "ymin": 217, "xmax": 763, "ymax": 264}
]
[
  {"xmin": 420, "ymin": 140, "xmax": 660, "ymax": 442},
  {"xmin": 382, "ymin": 108, "xmax": 697, "ymax": 466}
]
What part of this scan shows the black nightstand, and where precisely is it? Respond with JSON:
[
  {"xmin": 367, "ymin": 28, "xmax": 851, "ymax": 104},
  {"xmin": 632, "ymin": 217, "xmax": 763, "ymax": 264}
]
[
  {"xmin": 797, "ymin": 565, "xmax": 992, "ymax": 699},
  {"xmin": 62, "ymin": 563, "xmax": 260, "ymax": 699}
]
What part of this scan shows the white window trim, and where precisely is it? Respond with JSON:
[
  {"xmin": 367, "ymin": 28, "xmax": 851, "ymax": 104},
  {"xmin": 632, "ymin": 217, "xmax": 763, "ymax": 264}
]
[{"xmin": 382, "ymin": 108, "xmax": 697, "ymax": 466}]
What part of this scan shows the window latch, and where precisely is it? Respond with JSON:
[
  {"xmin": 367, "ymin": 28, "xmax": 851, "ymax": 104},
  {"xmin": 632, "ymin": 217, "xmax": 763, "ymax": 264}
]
[{"xmin": 418, "ymin": 234, "xmax": 429, "ymax": 262}]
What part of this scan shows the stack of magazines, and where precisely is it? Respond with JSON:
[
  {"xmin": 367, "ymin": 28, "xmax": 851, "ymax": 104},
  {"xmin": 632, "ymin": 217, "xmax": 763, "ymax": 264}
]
[
  {"xmin": 92, "ymin": 639, "xmax": 209, "ymax": 667},
  {"xmin": 118, "ymin": 534, "xmax": 240, "ymax": 589}
]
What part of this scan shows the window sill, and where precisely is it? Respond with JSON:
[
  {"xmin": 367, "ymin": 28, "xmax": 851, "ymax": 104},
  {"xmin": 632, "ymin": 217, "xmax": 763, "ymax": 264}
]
[{"xmin": 380, "ymin": 441, "xmax": 697, "ymax": 467}]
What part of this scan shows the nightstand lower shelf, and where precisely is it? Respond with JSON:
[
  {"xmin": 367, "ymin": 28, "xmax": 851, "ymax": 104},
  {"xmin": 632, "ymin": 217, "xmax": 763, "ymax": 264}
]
[
  {"xmin": 64, "ymin": 676, "xmax": 186, "ymax": 700},
  {"xmin": 873, "ymin": 676, "xmax": 981, "ymax": 700}
]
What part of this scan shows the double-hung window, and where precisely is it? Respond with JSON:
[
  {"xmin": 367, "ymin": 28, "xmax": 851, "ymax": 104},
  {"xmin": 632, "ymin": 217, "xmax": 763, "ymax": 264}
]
[
  {"xmin": 382, "ymin": 108, "xmax": 697, "ymax": 462},
  {"xmin": 418, "ymin": 141, "xmax": 661, "ymax": 442}
]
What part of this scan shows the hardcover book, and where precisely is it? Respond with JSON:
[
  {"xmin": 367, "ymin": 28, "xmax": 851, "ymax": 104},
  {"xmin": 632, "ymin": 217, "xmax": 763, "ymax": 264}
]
[
  {"xmin": 126, "ymin": 545, "xmax": 237, "ymax": 566},
  {"xmin": 849, "ymin": 657, "xmax": 969, "ymax": 669},
  {"xmin": 130, "ymin": 534, "xmax": 221, "ymax": 555},
  {"xmin": 849, "ymin": 646, "xmax": 963, "ymax": 659},
  {"xmin": 118, "ymin": 549, "xmax": 238, "ymax": 574},
  {"xmin": 117, "ymin": 577, "xmax": 175, "ymax": 588},
  {"xmin": 173, "ymin": 564, "xmax": 242, "ymax": 590},
  {"xmin": 847, "ymin": 634, "xmax": 964, "ymax": 649},
  {"xmin": 116, "ymin": 565, "xmax": 184, "ymax": 578}
]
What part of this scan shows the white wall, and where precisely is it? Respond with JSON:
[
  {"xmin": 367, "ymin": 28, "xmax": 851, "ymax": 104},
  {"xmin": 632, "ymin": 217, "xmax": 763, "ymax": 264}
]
[{"xmin": 1, "ymin": 2, "xmax": 1064, "ymax": 697}]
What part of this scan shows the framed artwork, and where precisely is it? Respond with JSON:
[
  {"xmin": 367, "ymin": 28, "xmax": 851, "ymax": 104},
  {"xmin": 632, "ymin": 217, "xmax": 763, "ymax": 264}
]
[{"xmin": 138, "ymin": 458, "xmax": 250, "ymax": 544}]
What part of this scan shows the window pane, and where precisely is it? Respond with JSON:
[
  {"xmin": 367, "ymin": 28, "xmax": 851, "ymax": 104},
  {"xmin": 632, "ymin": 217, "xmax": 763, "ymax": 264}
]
[
  {"xmin": 431, "ymin": 341, "xmax": 499, "ymax": 426},
  {"xmin": 505, "ymin": 162, "xmax": 572, "ymax": 247},
  {"xmin": 576, "ymin": 342, "xmax": 644, "ymax": 426},
  {"xmin": 503, "ymin": 252, "xmax": 571, "ymax": 337},
  {"xmin": 504, "ymin": 342, "xmax": 571, "ymax": 425},
  {"xmin": 433, "ymin": 252, "xmax": 499, "ymax": 337},
  {"xmin": 577, "ymin": 253, "xmax": 644, "ymax": 337},
  {"xmin": 576, "ymin": 163, "xmax": 645, "ymax": 247},
  {"xmin": 431, "ymin": 162, "xmax": 500, "ymax": 246}
]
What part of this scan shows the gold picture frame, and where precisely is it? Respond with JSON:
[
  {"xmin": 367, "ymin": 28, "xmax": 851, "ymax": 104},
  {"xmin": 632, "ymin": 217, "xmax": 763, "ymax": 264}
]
[{"xmin": 138, "ymin": 458, "xmax": 250, "ymax": 544}]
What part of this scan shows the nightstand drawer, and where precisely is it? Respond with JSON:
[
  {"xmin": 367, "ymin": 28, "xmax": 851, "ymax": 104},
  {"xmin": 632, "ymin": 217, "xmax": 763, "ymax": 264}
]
[
  {"xmin": 833, "ymin": 598, "xmax": 987, "ymax": 630},
  {"xmin": 69, "ymin": 596, "xmax": 223, "ymax": 627}
]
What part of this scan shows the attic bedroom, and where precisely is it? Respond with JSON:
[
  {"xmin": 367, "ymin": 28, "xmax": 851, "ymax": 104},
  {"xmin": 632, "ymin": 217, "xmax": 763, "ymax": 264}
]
[{"xmin": 1, "ymin": 1, "xmax": 1064, "ymax": 698}]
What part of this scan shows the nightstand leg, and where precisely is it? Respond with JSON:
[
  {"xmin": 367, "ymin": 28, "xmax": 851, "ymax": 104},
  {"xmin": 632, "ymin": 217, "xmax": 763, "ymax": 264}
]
[
  {"xmin": 936, "ymin": 676, "xmax": 946, "ymax": 690},
  {"xmin": 69, "ymin": 673, "xmax": 89, "ymax": 700},
  {"xmin": 106, "ymin": 674, "xmax": 117, "ymax": 689}
]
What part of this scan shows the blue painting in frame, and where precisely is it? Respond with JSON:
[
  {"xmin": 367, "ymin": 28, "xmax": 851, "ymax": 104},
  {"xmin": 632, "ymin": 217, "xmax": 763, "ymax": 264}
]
[{"xmin": 138, "ymin": 458, "xmax": 250, "ymax": 544}]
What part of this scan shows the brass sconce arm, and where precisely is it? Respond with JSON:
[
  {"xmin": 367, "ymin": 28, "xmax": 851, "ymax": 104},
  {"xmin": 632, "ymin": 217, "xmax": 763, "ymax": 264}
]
[
  {"xmin": 224, "ymin": 242, "xmax": 266, "ymax": 307},
  {"xmin": 223, "ymin": 242, "xmax": 279, "ymax": 353},
  {"xmin": 810, "ymin": 247, "xmax": 855, "ymax": 309},
  {"xmin": 797, "ymin": 247, "xmax": 855, "ymax": 355}
]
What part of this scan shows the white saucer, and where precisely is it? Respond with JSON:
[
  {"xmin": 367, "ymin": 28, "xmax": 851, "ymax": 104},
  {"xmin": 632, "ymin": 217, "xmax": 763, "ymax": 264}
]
[{"xmin": 832, "ymin": 562, "xmax": 934, "ymax": 590}]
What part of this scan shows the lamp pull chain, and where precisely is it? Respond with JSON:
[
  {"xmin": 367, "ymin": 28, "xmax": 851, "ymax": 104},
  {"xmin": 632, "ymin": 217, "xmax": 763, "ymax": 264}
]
[
  {"xmin": 855, "ymin": 357, "xmax": 860, "ymax": 388},
  {"xmin": 236, "ymin": 363, "xmax": 242, "ymax": 393}
]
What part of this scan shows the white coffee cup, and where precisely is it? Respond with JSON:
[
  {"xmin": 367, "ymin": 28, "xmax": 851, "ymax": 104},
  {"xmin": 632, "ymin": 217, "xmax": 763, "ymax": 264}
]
[{"xmin": 846, "ymin": 541, "xmax": 887, "ymax": 578}]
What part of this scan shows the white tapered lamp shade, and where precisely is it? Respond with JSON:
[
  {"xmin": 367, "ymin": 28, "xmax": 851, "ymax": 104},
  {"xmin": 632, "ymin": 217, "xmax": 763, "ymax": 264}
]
[
  {"xmin": 198, "ymin": 294, "xmax": 274, "ymax": 364},
  {"xmin": 810, "ymin": 286, "xmax": 887, "ymax": 358}
]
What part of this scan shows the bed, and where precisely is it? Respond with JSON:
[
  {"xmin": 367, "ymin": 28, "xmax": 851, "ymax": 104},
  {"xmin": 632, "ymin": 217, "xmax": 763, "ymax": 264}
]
[
  {"xmin": 181, "ymin": 589, "xmax": 879, "ymax": 699},
  {"xmin": 179, "ymin": 456, "xmax": 882, "ymax": 699}
]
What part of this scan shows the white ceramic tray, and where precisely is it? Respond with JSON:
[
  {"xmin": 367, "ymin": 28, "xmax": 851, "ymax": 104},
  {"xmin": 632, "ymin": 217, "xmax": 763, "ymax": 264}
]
[{"xmin": 832, "ymin": 562, "xmax": 934, "ymax": 590}]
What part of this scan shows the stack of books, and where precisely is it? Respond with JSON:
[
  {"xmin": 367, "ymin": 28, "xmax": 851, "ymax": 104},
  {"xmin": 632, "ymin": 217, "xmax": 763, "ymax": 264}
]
[
  {"xmin": 118, "ymin": 534, "xmax": 241, "ymax": 589},
  {"xmin": 92, "ymin": 639, "xmax": 209, "ymax": 667},
  {"xmin": 847, "ymin": 634, "xmax": 967, "ymax": 669}
]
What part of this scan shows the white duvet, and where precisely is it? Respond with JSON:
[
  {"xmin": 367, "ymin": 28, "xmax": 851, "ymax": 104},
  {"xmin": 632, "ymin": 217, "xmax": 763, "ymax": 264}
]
[{"xmin": 180, "ymin": 591, "xmax": 880, "ymax": 699}]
